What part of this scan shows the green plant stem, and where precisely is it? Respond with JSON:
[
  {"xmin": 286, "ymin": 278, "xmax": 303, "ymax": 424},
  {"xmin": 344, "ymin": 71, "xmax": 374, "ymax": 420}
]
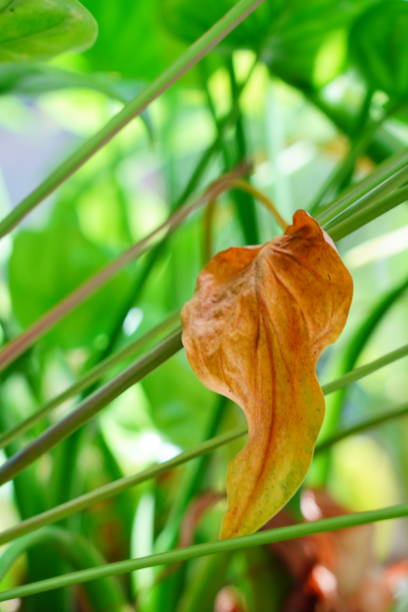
[
  {"xmin": 0, "ymin": 330, "xmax": 183, "ymax": 486},
  {"xmin": 309, "ymin": 94, "xmax": 391, "ymax": 214},
  {"xmin": 304, "ymin": 88, "xmax": 405, "ymax": 163},
  {"xmin": 0, "ymin": 344, "xmax": 406, "ymax": 546},
  {"xmin": 226, "ymin": 55, "xmax": 259, "ymax": 244},
  {"xmin": 153, "ymin": 396, "xmax": 228, "ymax": 610},
  {"xmin": 316, "ymin": 401, "xmax": 408, "ymax": 453},
  {"xmin": 0, "ymin": 429, "xmax": 244, "ymax": 547},
  {"xmin": 1, "ymin": 503, "xmax": 407, "ymax": 602},
  {"xmin": 316, "ymin": 149, "xmax": 408, "ymax": 225},
  {"xmin": 327, "ymin": 184, "xmax": 408, "ymax": 241},
  {"xmin": 0, "ymin": 314, "xmax": 179, "ymax": 449},
  {"xmin": 320, "ymin": 342, "xmax": 408, "ymax": 395},
  {"xmin": 0, "ymin": 0, "xmax": 266, "ymax": 238}
]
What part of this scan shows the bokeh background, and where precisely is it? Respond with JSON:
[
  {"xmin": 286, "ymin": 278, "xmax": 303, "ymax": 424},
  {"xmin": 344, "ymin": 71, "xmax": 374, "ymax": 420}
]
[{"xmin": 0, "ymin": 1, "xmax": 407, "ymax": 610}]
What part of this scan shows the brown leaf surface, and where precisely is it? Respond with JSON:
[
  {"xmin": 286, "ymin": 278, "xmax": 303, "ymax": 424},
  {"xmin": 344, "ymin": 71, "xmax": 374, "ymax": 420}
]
[{"xmin": 181, "ymin": 210, "xmax": 353, "ymax": 538}]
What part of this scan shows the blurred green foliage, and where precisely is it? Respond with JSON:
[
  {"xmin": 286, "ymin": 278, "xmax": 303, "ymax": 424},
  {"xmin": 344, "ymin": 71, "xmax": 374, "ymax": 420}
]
[{"xmin": 0, "ymin": 0, "xmax": 407, "ymax": 610}]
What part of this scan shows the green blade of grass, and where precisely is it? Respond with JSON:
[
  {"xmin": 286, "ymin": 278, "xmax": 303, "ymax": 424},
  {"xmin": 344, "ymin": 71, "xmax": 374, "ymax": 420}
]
[
  {"xmin": 315, "ymin": 149, "xmax": 408, "ymax": 224},
  {"xmin": 0, "ymin": 0, "xmax": 266, "ymax": 238},
  {"xmin": 0, "ymin": 344, "xmax": 406, "ymax": 546},
  {"xmin": 327, "ymin": 184, "xmax": 408, "ymax": 241},
  {"xmin": 309, "ymin": 100, "xmax": 402, "ymax": 214},
  {"xmin": 1, "ymin": 503, "xmax": 407, "ymax": 602}
]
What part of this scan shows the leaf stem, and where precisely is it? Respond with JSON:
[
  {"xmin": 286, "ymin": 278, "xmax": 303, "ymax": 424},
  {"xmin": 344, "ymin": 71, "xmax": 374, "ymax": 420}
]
[
  {"xmin": 316, "ymin": 401, "xmax": 408, "ymax": 453},
  {"xmin": 233, "ymin": 179, "xmax": 289, "ymax": 230},
  {"xmin": 1, "ymin": 504, "xmax": 407, "ymax": 602}
]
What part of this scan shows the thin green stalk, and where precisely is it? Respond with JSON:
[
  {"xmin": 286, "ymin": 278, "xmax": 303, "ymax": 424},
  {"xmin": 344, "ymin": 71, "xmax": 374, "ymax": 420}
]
[
  {"xmin": 0, "ymin": 0, "xmax": 266, "ymax": 238},
  {"xmin": 0, "ymin": 330, "xmax": 183, "ymax": 486},
  {"xmin": 0, "ymin": 314, "xmax": 179, "ymax": 449},
  {"xmin": 226, "ymin": 55, "xmax": 259, "ymax": 244},
  {"xmin": 309, "ymin": 94, "xmax": 392, "ymax": 214},
  {"xmin": 0, "ymin": 429, "xmax": 245, "ymax": 547},
  {"xmin": 316, "ymin": 402, "xmax": 408, "ymax": 453},
  {"xmin": 0, "ymin": 343, "xmax": 406, "ymax": 546},
  {"xmin": 327, "ymin": 184, "xmax": 408, "ymax": 241},
  {"xmin": 316, "ymin": 149, "xmax": 408, "ymax": 225},
  {"xmin": 153, "ymin": 396, "xmax": 228, "ymax": 610},
  {"xmin": 304, "ymin": 88, "xmax": 405, "ymax": 163},
  {"xmin": 1, "ymin": 504, "xmax": 407, "ymax": 602},
  {"xmin": 320, "ymin": 343, "xmax": 408, "ymax": 394}
]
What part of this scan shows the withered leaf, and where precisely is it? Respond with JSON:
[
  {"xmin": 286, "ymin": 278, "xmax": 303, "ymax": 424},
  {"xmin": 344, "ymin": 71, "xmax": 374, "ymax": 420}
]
[{"xmin": 181, "ymin": 210, "xmax": 353, "ymax": 539}]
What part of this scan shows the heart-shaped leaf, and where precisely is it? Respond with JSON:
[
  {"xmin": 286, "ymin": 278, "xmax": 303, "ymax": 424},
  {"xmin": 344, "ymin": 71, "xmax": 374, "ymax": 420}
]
[
  {"xmin": 182, "ymin": 211, "xmax": 353, "ymax": 538},
  {"xmin": 0, "ymin": 0, "xmax": 97, "ymax": 62}
]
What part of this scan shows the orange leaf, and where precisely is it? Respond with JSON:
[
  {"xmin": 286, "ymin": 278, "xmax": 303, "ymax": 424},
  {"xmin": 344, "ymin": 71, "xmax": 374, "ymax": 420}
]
[{"xmin": 181, "ymin": 210, "xmax": 353, "ymax": 538}]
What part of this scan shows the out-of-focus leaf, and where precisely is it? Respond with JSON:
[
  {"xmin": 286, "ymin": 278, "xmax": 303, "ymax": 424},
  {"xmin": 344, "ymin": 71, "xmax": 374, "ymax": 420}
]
[
  {"xmin": 264, "ymin": 0, "xmax": 370, "ymax": 88},
  {"xmin": 0, "ymin": 0, "xmax": 97, "ymax": 62},
  {"xmin": 266, "ymin": 490, "xmax": 374, "ymax": 611},
  {"xmin": 141, "ymin": 353, "xmax": 212, "ymax": 448},
  {"xmin": 0, "ymin": 62, "xmax": 142, "ymax": 101},
  {"xmin": 179, "ymin": 553, "xmax": 232, "ymax": 612},
  {"xmin": 182, "ymin": 211, "xmax": 353, "ymax": 538},
  {"xmin": 8, "ymin": 201, "xmax": 130, "ymax": 350},
  {"xmin": 163, "ymin": 0, "xmax": 366, "ymax": 87},
  {"xmin": 80, "ymin": 0, "xmax": 181, "ymax": 81},
  {"xmin": 0, "ymin": 62, "xmax": 154, "ymax": 138},
  {"xmin": 162, "ymin": 0, "xmax": 283, "ymax": 49},
  {"xmin": 350, "ymin": 0, "xmax": 408, "ymax": 99}
]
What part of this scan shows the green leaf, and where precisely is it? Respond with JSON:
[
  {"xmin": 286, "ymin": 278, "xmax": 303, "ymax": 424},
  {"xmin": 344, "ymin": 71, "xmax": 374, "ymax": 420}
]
[
  {"xmin": 8, "ymin": 200, "xmax": 130, "ymax": 350},
  {"xmin": 80, "ymin": 0, "xmax": 181, "ymax": 81},
  {"xmin": 0, "ymin": 527, "xmax": 127, "ymax": 611},
  {"xmin": 264, "ymin": 0, "xmax": 369, "ymax": 88},
  {"xmin": 0, "ymin": 0, "xmax": 97, "ymax": 63},
  {"xmin": 350, "ymin": 0, "xmax": 408, "ymax": 99},
  {"xmin": 0, "ymin": 62, "xmax": 154, "ymax": 137},
  {"xmin": 0, "ymin": 61, "xmax": 139, "ymax": 100},
  {"xmin": 141, "ymin": 353, "xmax": 212, "ymax": 448}
]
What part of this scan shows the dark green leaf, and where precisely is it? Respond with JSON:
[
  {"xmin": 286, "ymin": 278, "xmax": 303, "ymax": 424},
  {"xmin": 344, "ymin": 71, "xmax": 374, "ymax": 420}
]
[
  {"xmin": 350, "ymin": 0, "xmax": 408, "ymax": 98},
  {"xmin": 264, "ymin": 0, "xmax": 370, "ymax": 88},
  {"xmin": 80, "ymin": 0, "xmax": 181, "ymax": 80}
]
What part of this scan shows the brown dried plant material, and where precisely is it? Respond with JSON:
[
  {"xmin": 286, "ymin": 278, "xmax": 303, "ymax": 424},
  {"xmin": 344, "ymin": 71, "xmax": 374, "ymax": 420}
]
[{"xmin": 181, "ymin": 211, "xmax": 353, "ymax": 539}]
